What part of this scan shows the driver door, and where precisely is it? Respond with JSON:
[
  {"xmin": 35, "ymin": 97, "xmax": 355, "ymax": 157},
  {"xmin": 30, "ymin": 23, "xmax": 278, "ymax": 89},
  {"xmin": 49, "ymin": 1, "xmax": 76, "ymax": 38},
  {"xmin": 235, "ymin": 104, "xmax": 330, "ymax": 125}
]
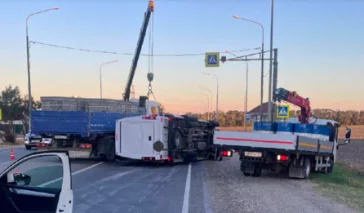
[{"xmin": 0, "ymin": 151, "xmax": 73, "ymax": 213}]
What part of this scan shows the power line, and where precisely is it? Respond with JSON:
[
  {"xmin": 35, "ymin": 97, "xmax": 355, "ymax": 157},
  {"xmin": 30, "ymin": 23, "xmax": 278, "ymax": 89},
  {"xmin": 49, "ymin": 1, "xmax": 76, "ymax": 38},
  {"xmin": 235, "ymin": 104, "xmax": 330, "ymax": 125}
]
[{"xmin": 29, "ymin": 40, "xmax": 260, "ymax": 57}]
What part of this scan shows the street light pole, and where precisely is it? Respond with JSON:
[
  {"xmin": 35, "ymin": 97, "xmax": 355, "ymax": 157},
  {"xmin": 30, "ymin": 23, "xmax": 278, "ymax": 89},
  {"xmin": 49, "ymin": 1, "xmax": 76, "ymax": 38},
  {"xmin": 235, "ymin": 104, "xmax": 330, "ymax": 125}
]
[
  {"xmin": 202, "ymin": 72, "xmax": 219, "ymax": 120},
  {"xmin": 200, "ymin": 100, "xmax": 205, "ymax": 119},
  {"xmin": 233, "ymin": 15, "xmax": 264, "ymax": 122},
  {"xmin": 99, "ymin": 60, "xmax": 119, "ymax": 99},
  {"xmin": 200, "ymin": 93, "xmax": 210, "ymax": 120},
  {"xmin": 26, "ymin": 7, "xmax": 59, "ymax": 133},
  {"xmin": 200, "ymin": 86, "xmax": 213, "ymax": 119},
  {"xmin": 267, "ymin": 0, "xmax": 275, "ymax": 122}
]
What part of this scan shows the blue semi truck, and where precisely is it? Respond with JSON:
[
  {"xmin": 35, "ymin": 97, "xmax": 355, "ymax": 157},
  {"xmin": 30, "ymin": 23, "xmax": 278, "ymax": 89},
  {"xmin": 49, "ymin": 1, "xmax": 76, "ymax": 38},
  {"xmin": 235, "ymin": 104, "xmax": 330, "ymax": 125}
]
[{"xmin": 27, "ymin": 98, "xmax": 161, "ymax": 161}]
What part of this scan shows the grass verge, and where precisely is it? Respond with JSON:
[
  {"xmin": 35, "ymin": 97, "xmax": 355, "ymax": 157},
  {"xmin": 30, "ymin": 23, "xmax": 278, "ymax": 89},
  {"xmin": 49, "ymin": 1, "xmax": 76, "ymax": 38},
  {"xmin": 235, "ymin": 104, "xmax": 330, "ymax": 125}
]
[{"xmin": 310, "ymin": 163, "xmax": 364, "ymax": 212}]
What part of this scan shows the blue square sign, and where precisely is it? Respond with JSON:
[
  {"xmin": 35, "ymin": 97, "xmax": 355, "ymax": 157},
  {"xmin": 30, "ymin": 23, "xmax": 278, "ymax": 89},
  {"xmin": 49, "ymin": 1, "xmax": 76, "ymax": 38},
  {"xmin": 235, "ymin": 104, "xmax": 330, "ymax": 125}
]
[
  {"xmin": 245, "ymin": 112, "xmax": 251, "ymax": 121},
  {"xmin": 276, "ymin": 105, "xmax": 290, "ymax": 119},
  {"xmin": 205, "ymin": 52, "xmax": 220, "ymax": 67}
]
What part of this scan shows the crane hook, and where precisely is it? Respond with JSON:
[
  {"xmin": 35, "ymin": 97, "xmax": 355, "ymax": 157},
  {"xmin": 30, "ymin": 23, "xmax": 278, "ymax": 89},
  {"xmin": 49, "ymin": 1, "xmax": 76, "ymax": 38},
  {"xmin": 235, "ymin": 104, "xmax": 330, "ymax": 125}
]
[{"xmin": 147, "ymin": 72, "xmax": 154, "ymax": 82}]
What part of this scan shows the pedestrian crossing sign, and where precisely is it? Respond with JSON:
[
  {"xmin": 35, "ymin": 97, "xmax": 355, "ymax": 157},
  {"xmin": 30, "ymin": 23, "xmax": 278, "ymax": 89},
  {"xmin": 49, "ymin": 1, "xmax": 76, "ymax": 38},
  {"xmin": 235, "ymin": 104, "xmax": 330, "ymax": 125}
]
[
  {"xmin": 205, "ymin": 52, "xmax": 220, "ymax": 67},
  {"xmin": 276, "ymin": 105, "xmax": 290, "ymax": 119}
]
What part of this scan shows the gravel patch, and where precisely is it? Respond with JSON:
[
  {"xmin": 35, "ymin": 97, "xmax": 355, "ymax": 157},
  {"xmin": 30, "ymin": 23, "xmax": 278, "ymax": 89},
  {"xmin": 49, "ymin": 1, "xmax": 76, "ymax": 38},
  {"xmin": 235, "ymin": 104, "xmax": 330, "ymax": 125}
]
[
  {"xmin": 337, "ymin": 139, "xmax": 364, "ymax": 174},
  {"xmin": 203, "ymin": 155, "xmax": 359, "ymax": 213}
]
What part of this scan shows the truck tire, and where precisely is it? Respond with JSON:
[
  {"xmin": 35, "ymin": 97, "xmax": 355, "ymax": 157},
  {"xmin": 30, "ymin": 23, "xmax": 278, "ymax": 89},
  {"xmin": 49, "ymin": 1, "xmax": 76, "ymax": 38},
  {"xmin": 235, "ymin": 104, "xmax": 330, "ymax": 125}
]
[
  {"xmin": 240, "ymin": 162, "xmax": 251, "ymax": 176},
  {"xmin": 303, "ymin": 157, "xmax": 311, "ymax": 179},
  {"xmin": 252, "ymin": 164, "xmax": 263, "ymax": 177},
  {"xmin": 243, "ymin": 172, "xmax": 251, "ymax": 176},
  {"xmin": 100, "ymin": 136, "xmax": 116, "ymax": 162},
  {"xmin": 25, "ymin": 145, "xmax": 31, "ymax": 150},
  {"xmin": 326, "ymin": 159, "xmax": 334, "ymax": 174}
]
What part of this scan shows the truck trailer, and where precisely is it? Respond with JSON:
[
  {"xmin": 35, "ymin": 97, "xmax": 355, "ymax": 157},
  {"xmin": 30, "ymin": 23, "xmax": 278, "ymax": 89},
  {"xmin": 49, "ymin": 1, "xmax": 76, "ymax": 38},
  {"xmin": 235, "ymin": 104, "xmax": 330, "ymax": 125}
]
[{"xmin": 29, "ymin": 97, "xmax": 160, "ymax": 160}]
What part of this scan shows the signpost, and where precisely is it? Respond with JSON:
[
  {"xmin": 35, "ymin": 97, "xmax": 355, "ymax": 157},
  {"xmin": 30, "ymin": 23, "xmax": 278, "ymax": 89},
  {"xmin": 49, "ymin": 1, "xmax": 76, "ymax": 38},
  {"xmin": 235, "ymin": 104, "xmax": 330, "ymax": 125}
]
[
  {"xmin": 205, "ymin": 52, "xmax": 220, "ymax": 67},
  {"xmin": 245, "ymin": 112, "xmax": 251, "ymax": 121},
  {"xmin": 276, "ymin": 105, "xmax": 290, "ymax": 119}
]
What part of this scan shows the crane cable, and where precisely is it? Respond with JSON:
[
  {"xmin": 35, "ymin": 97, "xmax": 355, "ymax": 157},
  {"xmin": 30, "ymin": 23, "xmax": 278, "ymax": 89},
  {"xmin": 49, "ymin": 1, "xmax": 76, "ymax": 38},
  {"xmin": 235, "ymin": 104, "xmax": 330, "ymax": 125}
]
[{"xmin": 147, "ymin": 10, "xmax": 157, "ymax": 102}]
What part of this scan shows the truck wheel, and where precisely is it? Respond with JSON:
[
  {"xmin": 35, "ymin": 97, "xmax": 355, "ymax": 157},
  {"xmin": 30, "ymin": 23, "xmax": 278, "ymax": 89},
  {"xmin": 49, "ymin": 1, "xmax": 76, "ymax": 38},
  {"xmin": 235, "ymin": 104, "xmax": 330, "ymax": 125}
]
[
  {"xmin": 327, "ymin": 159, "xmax": 334, "ymax": 174},
  {"xmin": 240, "ymin": 162, "xmax": 251, "ymax": 176},
  {"xmin": 252, "ymin": 164, "xmax": 263, "ymax": 177},
  {"xmin": 303, "ymin": 157, "xmax": 311, "ymax": 179},
  {"xmin": 105, "ymin": 137, "xmax": 116, "ymax": 162},
  {"xmin": 25, "ymin": 145, "xmax": 31, "ymax": 150},
  {"xmin": 99, "ymin": 136, "xmax": 116, "ymax": 162},
  {"xmin": 243, "ymin": 172, "xmax": 251, "ymax": 176}
]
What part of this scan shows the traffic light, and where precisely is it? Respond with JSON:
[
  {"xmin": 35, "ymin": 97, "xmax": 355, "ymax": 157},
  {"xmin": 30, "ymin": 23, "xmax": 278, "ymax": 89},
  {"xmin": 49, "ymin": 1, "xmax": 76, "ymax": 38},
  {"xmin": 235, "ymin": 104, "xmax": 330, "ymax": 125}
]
[{"xmin": 221, "ymin": 56, "xmax": 226, "ymax": 63}]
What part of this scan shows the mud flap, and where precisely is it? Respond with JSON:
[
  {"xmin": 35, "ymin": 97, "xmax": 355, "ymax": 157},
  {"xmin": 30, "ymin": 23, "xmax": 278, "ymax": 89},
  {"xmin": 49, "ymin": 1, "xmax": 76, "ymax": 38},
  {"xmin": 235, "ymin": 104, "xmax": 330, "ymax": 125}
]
[
  {"xmin": 289, "ymin": 157, "xmax": 308, "ymax": 179},
  {"xmin": 240, "ymin": 162, "xmax": 255, "ymax": 174}
]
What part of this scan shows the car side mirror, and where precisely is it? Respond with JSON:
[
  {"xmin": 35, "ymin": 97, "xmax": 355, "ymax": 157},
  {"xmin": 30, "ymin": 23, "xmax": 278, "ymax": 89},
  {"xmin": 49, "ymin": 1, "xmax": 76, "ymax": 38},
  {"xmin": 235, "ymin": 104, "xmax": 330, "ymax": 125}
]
[{"xmin": 13, "ymin": 173, "xmax": 31, "ymax": 186}]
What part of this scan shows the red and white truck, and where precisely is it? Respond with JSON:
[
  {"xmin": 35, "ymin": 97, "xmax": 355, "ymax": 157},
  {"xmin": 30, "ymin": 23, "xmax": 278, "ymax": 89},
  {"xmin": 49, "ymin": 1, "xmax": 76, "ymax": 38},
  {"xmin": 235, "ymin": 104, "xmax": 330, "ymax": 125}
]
[{"xmin": 213, "ymin": 88, "xmax": 341, "ymax": 179}]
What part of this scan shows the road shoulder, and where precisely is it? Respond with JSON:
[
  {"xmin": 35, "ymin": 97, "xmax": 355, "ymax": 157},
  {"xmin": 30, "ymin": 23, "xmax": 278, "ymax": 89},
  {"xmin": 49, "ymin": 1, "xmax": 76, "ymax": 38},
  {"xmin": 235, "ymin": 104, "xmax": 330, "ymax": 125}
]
[
  {"xmin": 310, "ymin": 163, "xmax": 364, "ymax": 212},
  {"xmin": 203, "ymin": 155, "xmax": 359, "ymax": 213}
]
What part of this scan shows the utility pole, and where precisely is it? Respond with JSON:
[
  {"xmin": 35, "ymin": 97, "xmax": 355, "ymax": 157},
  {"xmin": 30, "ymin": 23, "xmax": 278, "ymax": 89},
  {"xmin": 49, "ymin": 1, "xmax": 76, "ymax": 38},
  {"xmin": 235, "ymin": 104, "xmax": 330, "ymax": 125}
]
[
  {"xmin": 244, "ymin": 56, "xmax": 249, "ymax": 131},
  {"xmin": 272, "ymin": 48, "xmax": 278, "ymax": 122},
  {"xmin": 267, "ymin": 0, "xmax": 275, "ymax": 122}
]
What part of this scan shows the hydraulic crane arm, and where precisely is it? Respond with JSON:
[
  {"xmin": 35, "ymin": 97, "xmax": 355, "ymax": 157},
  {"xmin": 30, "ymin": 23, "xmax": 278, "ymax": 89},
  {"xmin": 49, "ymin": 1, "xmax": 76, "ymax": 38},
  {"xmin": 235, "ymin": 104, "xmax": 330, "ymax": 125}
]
[
  {"xmin": 123, "ymin": 0, "xmax": 154, "ymax": 101},
  {"xmin": 273, "ymin": 87, "xmax": 311, "ymax": 124}
]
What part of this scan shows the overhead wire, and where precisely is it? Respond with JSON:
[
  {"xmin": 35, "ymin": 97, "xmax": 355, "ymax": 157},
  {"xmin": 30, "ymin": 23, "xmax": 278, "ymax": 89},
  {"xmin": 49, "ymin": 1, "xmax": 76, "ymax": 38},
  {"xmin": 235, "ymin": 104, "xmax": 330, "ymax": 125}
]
[{"xmin": 29, "ymin": 40, "xmax": 260, "ymax": 57}]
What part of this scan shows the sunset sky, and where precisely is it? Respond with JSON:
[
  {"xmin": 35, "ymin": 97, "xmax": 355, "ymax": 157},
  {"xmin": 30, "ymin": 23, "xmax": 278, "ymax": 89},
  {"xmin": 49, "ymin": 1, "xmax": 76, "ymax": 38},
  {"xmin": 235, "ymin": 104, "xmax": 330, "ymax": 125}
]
[{"xmin": 1, "ymin": 0, "xmax": 363, "ymax": 114}]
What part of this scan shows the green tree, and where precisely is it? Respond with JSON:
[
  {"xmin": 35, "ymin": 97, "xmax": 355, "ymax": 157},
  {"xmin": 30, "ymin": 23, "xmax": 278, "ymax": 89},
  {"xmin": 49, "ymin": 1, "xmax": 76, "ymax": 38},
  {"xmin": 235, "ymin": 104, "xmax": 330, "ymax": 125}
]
[
  {"xmin": 0, "ymin": 85, "xmax": 23, "ymax": 121},
  {"xmin": 0, "ymin": 85, "xmax": 24, "ymax": 142}
]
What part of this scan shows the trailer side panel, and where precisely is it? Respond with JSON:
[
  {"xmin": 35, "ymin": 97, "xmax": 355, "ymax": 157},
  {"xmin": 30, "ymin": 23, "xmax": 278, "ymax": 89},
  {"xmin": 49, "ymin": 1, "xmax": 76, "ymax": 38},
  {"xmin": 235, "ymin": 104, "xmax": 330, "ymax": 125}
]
[{"xmin": 214, "ymin": 131, "xmax": 297, "ymax": 150}]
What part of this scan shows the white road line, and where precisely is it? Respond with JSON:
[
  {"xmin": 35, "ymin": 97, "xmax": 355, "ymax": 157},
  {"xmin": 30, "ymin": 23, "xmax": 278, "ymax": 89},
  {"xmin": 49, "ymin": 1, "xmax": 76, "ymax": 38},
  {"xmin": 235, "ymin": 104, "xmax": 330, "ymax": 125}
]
[
  {"xmin": 38, "ymin": 162, "xmax": 103, "ymax": 187},
  {"xmin": 181, "ymin": 163, "xmax": 192, "ymax": 213},
  {"xmin": 0, "ymin": 145, "xmax": 23, "ymax": 151},
  {"xmin": 0, "ymin": 161, "xmax": 12, "ymax": 165}
]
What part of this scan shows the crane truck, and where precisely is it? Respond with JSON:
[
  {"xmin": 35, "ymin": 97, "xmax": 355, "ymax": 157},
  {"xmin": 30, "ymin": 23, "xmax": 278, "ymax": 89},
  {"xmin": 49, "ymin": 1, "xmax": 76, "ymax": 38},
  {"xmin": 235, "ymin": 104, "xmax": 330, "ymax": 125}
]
[
  {"xmin": 213, "ymin": 88, "xmax": 341, "ymax": 179},
  {"xmin": 31, "ymin": 0, "xmax": 232, "ymax": 162}
]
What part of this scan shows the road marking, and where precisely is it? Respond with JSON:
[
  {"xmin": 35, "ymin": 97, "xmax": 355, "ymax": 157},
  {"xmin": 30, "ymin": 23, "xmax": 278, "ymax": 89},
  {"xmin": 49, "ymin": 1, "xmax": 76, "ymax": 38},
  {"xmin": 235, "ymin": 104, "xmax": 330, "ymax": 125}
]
[
  {"xmin": 181, "ymin": 163, "xmax": 192, "ymax": 213},
  {"xmin": 202, "ymin": 165, "xmax": 214, "ymax": 213},
  {"xmin": 38, "ymin": 162, "xmax": 104, "ymax": 187},
  {"xmin": 0, "ymin": 145, "xmax": 24, "ymax": 151},
  {"xmin": 0, "ymin": 161, "xmax": 12, "ymax": 165}
]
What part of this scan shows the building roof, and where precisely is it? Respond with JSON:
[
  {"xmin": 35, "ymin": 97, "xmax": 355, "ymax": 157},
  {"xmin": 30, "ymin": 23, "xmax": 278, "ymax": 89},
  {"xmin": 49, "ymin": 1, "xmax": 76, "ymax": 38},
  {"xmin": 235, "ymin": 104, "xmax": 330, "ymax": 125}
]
[{"xmin": 249, "ymin": 102, "xmax": 276, "ymax": 114}]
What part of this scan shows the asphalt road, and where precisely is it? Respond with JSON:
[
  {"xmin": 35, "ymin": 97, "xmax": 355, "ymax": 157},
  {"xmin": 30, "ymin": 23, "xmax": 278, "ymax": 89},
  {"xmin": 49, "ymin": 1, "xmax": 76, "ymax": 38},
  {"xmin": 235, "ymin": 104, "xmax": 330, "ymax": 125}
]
[{"xmin": 0, "ymin": 146, "xmax": 360, "ymax": 213}]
